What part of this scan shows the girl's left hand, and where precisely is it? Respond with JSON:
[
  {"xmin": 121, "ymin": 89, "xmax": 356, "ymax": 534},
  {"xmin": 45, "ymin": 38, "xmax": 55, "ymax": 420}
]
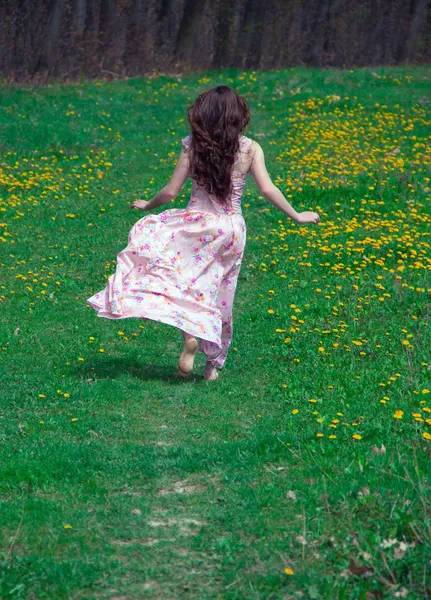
[{"xmin": 130, "ymin": 199, "xmax": 150, "ymax": 210}]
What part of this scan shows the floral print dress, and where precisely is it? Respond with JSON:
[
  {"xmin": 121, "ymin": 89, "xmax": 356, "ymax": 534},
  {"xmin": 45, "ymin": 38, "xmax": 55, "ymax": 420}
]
[{"xmin": 86, "ymin": 134, "xmax": 253, "ymax": 369}]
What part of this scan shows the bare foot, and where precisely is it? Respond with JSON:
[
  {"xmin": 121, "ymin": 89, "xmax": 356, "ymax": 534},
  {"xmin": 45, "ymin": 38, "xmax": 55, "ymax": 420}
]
[
  {"xmin": 177, "ymin": 337, "xmax": 199, "ymax": 377},
  {"xmin": 204, "ymin": 360, "xmax": 219, "ymax": 381}
]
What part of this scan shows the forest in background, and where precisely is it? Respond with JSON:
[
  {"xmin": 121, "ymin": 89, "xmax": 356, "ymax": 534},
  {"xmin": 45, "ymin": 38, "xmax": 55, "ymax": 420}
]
[{"xmin": 1, "ymin": 0, "xmax": 430, "ymax": 82}]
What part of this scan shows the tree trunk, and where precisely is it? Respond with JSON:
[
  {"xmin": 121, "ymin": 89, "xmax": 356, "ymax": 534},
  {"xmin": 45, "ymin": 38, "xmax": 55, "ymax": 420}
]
[{"xmin": 46, "ymin": 0, "xmax": 66, "ymax": 70}]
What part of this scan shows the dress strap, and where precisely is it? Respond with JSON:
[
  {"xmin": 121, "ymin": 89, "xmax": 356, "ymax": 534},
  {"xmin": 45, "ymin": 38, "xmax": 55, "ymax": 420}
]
[
  {"xmin": 182, "ymin": 134, "xmax": 192, "ymax": 150},
  {"xmin": 240, "ymin": 135, "xmax": 253, "ymax": 152},
  {"xmin": 233, "ymin": 135, "xmax": 252, "ymax": 166}
]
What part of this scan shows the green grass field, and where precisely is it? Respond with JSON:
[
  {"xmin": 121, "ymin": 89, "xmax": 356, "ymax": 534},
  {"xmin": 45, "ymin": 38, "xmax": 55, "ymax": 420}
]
[{"xmin": 1, "ymin": 66, "xmax": 431, "ymax": 599}]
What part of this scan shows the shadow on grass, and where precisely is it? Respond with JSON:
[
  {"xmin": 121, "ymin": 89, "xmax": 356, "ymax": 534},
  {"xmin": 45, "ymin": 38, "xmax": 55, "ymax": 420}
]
[{"xmin": 75, "ymin": 355, "xmax": 205, "ymax": 385}]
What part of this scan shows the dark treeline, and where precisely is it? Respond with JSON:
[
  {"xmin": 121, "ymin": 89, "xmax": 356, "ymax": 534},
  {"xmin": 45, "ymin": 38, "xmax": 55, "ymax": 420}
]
[{"xmin": 1, "ymin": 0, "xmax": 430, "ymax": 82}]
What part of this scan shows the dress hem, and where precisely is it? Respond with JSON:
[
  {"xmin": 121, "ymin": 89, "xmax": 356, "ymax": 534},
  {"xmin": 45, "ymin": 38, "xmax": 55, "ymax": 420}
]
[{"xmin": 86, "ymin": 297, "xmax": 222, "ymax": 353}]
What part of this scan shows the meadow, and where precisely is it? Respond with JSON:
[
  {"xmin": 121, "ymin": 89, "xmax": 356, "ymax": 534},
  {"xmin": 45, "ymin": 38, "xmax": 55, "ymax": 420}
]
[{"xmin": 0, "ymin": 66, "xmax": 430, "ymax": 599}]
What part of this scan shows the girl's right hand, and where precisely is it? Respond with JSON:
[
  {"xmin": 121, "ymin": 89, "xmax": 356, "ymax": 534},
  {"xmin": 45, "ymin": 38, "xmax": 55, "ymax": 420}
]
[
  {"xmin": 295, "ymin": 211, "xmax": 320, "ymax": 224},
  {"xmin": 130, "ymin": 199, "xmax": 150, "ymax": 210}
]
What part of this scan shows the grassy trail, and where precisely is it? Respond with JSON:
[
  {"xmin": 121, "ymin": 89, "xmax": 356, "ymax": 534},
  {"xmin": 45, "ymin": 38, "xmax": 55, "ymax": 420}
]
[{"xmin": 0, "ymin": 66, "xmax": 431, "ymax": 599}]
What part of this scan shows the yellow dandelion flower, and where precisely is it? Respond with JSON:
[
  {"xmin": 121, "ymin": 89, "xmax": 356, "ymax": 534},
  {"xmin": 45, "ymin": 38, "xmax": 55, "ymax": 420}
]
[
  {"xmin": 316, "ymin": 433, "xmax": 324, "ymax": 438},
  {"xmin": 423, "ymin": 432, "xmax": 431, "ymax": 440},
  {"xmin": 352, "ymin": 434, "xmax": 362, "ymax": 440},
  {"xmin": 292, "ymin": 409, "xmax": 299, "ymax": 415},
  {"xmin": 64, "ymin": 524, "xmax": 72, "ymax": 529},
  {"xmin": 393, "ymin": 410, "xmax": 404, "ymax": 419},
  {"xmin": 284, "ymin": 568, "xmax": 294, "ymax": 575},
  {"xmin": 329, "ymin": 434, "xmax": 336, "ymax": 439}
]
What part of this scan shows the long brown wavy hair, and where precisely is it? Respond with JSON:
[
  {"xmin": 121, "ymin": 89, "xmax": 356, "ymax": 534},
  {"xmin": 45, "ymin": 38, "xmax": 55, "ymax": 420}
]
[{"xmin": 185, "ymin": 85, "xmax": 250, "ymax": 203}]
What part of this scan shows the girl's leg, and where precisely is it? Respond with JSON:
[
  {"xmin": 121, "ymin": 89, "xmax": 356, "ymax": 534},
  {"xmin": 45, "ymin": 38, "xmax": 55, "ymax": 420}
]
[
  {"xmin": 181, "ymin": 330, "xmax": 196, "ymax": 343},
  {"xmin": 177, "ymin": 329, "xmax": 198, "ymax": 377},
  {"xmin": 204, "ymin": 360, "xmax": 219, "ymax": 381}
]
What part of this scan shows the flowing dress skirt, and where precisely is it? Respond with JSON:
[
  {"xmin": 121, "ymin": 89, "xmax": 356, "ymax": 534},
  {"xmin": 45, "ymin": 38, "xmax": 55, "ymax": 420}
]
[{"xmin": 86, "ymin": 207, "xmax": 246, "ymax": 368}]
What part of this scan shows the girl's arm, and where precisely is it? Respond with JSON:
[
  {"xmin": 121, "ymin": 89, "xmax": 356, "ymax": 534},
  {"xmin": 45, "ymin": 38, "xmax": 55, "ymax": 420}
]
[
  {"xmin": 250, "ymin": 142, "xmax": 319, "ymax": 224},
  {"xmin": 130, "ymin": 147, "xmax": 190, "ymax": 210}
]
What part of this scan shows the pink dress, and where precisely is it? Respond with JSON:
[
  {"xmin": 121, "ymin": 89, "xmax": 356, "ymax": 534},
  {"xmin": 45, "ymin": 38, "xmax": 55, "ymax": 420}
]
[{"xmin": 86, "ymin": 134, "xmax": 253, "ymax": 369}]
